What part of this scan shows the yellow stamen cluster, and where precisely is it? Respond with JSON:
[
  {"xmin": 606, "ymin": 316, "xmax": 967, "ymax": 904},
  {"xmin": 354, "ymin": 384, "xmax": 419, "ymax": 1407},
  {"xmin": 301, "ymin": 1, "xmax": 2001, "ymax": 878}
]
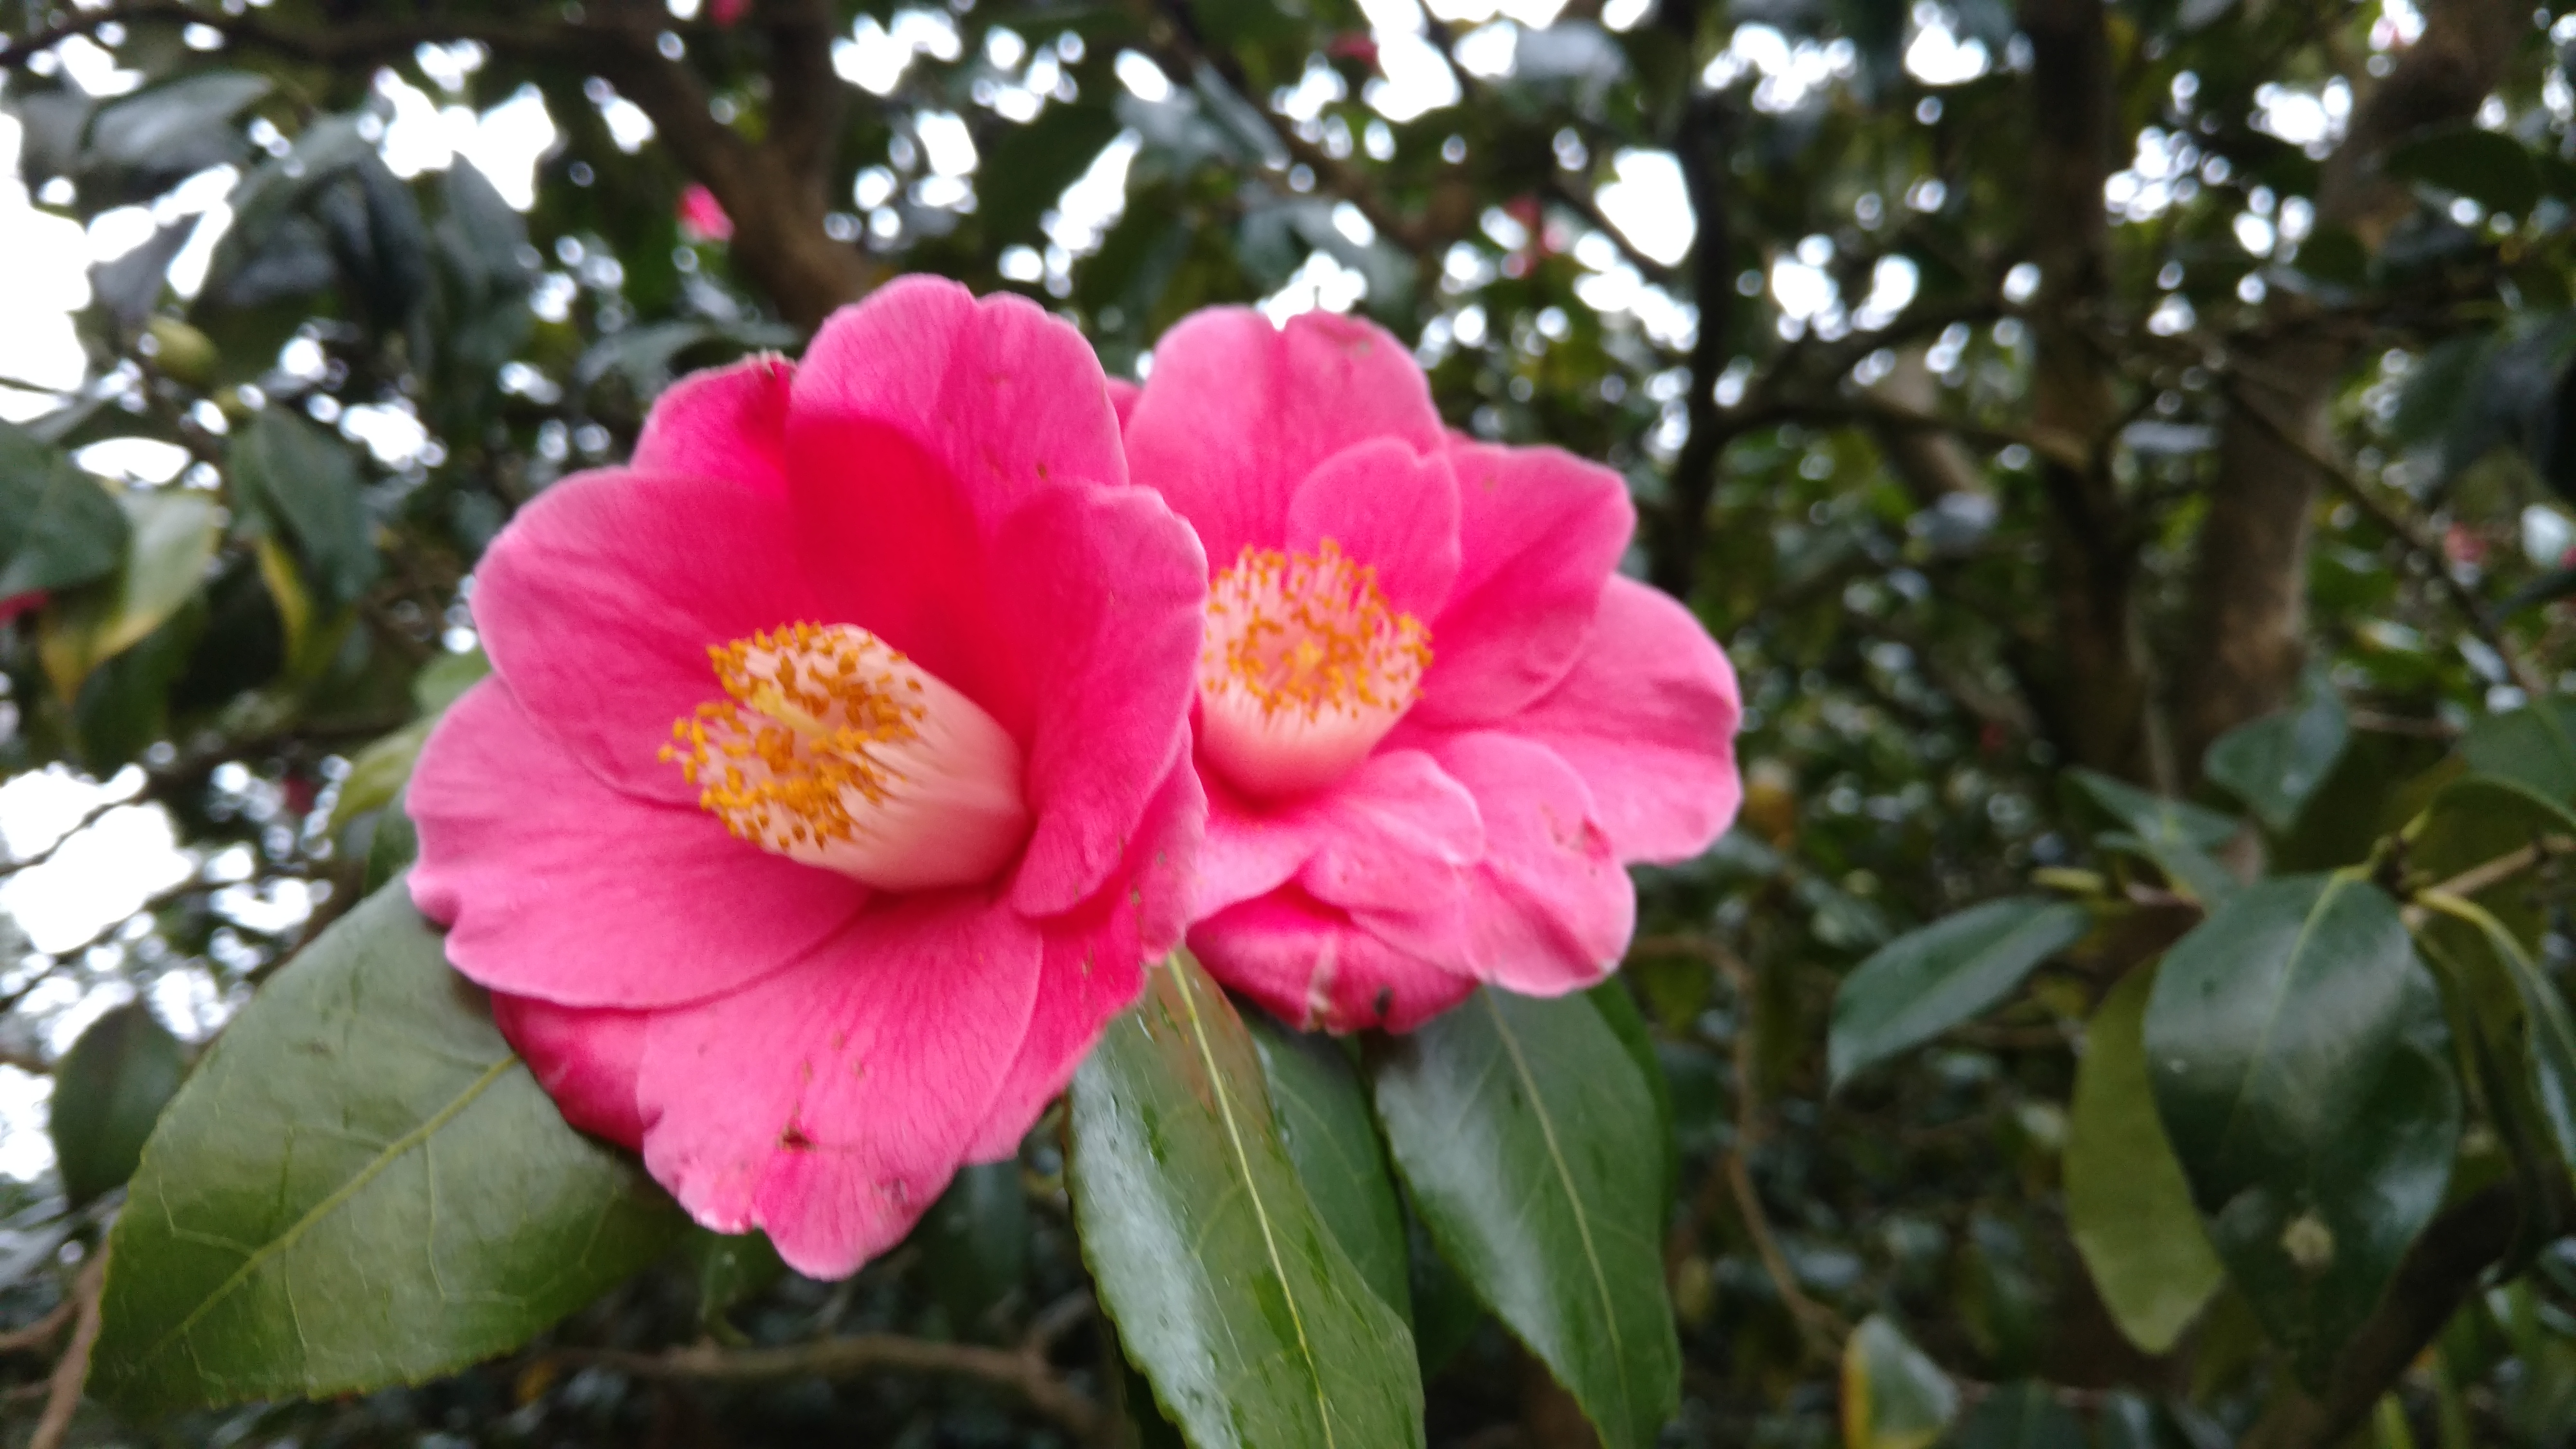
[
  {"xmin": 659, "ymin": 622, "xmax": 926, "ymax": 851},
  {"xmin": 1202, "ymin": 540, "xmax": 1430, "ymax": 721}
]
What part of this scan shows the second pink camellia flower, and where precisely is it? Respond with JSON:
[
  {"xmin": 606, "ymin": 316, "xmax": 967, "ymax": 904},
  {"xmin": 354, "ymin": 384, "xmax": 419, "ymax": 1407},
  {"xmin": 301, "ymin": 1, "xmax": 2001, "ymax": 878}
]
[
  {"xmin": 1119, "ymin": 308, "xmax": 1744, "ymax": 1032},
  {"xmin": 406, "ymin": 279, "xmax": 1207, "ymax": 1278}
]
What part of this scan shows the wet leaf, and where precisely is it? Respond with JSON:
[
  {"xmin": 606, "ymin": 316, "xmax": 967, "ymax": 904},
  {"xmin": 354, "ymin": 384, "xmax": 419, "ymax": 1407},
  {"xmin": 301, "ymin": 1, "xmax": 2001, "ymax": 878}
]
[{"xmin": 89, "ymin": 885, "xmax": 684, "ymax": 1414}]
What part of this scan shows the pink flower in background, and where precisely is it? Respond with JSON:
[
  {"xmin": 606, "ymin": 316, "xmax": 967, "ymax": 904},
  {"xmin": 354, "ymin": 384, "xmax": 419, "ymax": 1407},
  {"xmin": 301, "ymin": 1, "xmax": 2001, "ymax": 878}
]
[
  {"xmin": 1119, "ymin": 308, "xmax": 1742, "ymax": 1032},
  {"xmin": 408, "ymin": 278, "xmax": 1207, "ymax": 1277},
  {"xmin": 711, "ymin": 0, "xmax": 752, "ymax": 26},
  {"xmin": 677, "ymin": 183, "xmax": 733, "ymax": 243}
]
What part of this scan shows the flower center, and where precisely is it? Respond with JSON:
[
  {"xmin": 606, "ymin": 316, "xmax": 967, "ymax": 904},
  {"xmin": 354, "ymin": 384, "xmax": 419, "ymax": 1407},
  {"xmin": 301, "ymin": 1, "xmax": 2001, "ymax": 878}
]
[
  {"xmin": 661, "ymin": 622, "xmax": 1029, "ymax": 891},
  {"xmin": 1195, "ymin": 540, "xmax": 1431, "ymax": 798}
]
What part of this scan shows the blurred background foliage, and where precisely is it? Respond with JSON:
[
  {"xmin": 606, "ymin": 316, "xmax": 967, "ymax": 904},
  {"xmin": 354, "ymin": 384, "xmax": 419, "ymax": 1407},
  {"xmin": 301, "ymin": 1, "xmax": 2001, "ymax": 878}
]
[{"xmin": 4, "ymin": 0, "xmax": 2576, "ymax": 1445}]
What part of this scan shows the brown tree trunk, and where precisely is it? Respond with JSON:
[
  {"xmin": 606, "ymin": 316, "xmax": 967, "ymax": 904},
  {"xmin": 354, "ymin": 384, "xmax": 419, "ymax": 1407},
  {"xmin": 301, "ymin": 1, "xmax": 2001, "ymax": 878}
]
[
  {"xmin": 2172, "ymin": 0, "xmax": 2525, "ymax": 779},
  {"xmin": 2019, "ymin": 0, "xmax": 2154, "ymax": 780}
]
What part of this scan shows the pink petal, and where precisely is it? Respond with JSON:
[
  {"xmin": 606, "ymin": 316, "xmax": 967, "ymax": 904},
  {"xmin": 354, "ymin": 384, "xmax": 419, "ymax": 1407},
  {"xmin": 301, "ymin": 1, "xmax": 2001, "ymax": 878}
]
[
  {"xmin": 634, "ymin": 894, "xmax": 1045, "ymax": 1278},
  {"xmin": 1194, "ymin": 748, "xmax": 1482, "ymax": 921},
  {"xmin": 785, "ymin": 415, "xmax": 1030, "ymax": 736},
  {"xmin": 472, "ymin": 467, "xmax": 823, "ymax": 805},
  {"xmin": 966, "ymin": 761, "xmax": 1205, "ymax": 1160},
  {"xmin": 1412, "ymin": 438, "xmax": 1635, "ymax": 727},
  {"xmin": 490, "ymin": 993, "xmax": 651, "ymax": 1147},
  {"xmin": 1106, "ymin": 377, "xmax": 1141, "ymax": 428},
  {"xmin": 999, "ymin": 482, "xmax": 1207, "ymax": 918},
  {"xmin": 1123, "ymin": 308, "xmax": 1445, "ymax": 573},
  {"xmin": 1189, "ymin": 888, "xmax": 1476, "ymax": 1033},
  {"xmin": 630, "ymin": 353, "xmax": 792, "ymax": 492},
  {"xmin": 792, "ymin": 275, "xmax": 1127, "ymax": 502},
  {"xmin": 1283, "ymin": 438, "xmax": 1460, "ymax": 617},
  {"xmin": 1515, "ymin": 577, "xmax": 1743, "ymax": 862},
  {"xmin": 1430, "ymin": 732, "xmax": 1635, "ymax": 995},
  {"xmin": 410, "ymin": 680, "xmax": 867, "ymax": 1008}
]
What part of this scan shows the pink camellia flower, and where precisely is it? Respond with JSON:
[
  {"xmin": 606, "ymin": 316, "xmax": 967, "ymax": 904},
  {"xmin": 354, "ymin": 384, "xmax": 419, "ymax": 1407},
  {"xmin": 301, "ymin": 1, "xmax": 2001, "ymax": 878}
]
[
  {"xmin": 1117, "ymin": 308, "xmax": 1742, "ymax": 1032},
  {"xmin": 676, "ymin": 183, "xmax": 733, "ymax": 243},
  {"xmin": 408, "ymin": 278, "xmax": 1207, "ymax": 1277}
]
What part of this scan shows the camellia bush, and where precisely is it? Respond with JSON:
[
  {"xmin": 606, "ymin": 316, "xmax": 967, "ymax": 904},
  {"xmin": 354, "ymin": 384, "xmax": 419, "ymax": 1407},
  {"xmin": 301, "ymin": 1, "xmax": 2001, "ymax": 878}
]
[{"xmin": 9, "ymin": 1, "xmax": 2576, "ymax": 1448}]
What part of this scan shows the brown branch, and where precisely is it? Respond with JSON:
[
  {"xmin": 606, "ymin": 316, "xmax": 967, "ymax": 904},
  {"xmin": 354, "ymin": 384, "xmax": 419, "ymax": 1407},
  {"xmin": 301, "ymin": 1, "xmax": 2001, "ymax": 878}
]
[
  {"xmin": 1647, "ymin": 80, "xmax": 1732, "ymax": 599},
  {"xmin": 0, "ymin": 1294, "xmax": 77, "ymax": 1356},
  {"xmin": 550, "ymin": 1333, "xmax": 1101, "ymax": 1438},
  {"xmin": 27, "ymin": 1252, "xmax": 104, "ymax": 1449},
  {"xmin": 2227, "ymin": 383, "xmax": 2548, "ymax": 699}
]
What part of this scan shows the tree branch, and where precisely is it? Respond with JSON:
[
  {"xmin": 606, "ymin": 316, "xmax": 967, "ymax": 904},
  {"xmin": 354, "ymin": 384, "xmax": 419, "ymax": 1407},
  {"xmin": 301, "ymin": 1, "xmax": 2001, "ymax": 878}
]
[
  {"xmin": 27, "ymin": 1252, "xmax": 104, "ymax": 1449},
  {"xmin": 550, "ymin": 1332, "xmax": 1101, "ymax": 1439},
  {"xmin": 2226, "ymin": 381, "xmax": 2548, "ymax": 698}
]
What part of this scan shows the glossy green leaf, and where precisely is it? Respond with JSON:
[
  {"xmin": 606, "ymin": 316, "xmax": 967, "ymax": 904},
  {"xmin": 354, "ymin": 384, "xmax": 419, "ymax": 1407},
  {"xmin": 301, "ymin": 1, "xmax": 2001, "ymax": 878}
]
[
  {"xmin": 1954, "ymin": 1382, "xmax": 2084, "ymax": 1449},
  {"xmin": 2065, "ymin": 966, "xmax": 2222, "ymax": 1355},
  {"xmin": 39, "ymin": 487, "xmax": 220, "ymax": 702},
  {"xmin": 2419, "ymin": 892, "xmax": 2576, "ymax": 1172},
  {"xmin": 1245, "ymin": 1009, "xmax": 1410, "ymax": 1317},
  {"xmin": 228, "ymin": 409, "xmax": 379, "ymax": 613},
  {"xmin": 1068, "ymin": 952, "xmax": 1424, "ymax": 1449},
  {"xmin": 0, "ymin": 451, "xmax": 129, "ymax": 601},
  {"xmin": 2460, "ymin": 698, "xmax": 2576, "ymax": 804},
  {"xmin": 361, "ymin": 788, "xmax": 419, "ymax": 896},
  {"xmin": 90, "ymin": 885, "xmax": 685, "ymax": 1414},
  {"xmin": 87, "ymin": 73, "xmax": 270, "ymax": 172},
  {"xmin": 922, "ymin": 1160, "xmax": 1029, "ymax": 1338},
  {"xmin": 686, "ymin": 1227, "xmax": 786, "ymax": 1328},
  {"xmin": 2205, "ymin": 671, "xmax": 2351, "ymax": 832},
  {"xmin": 1827, "ymin": 897, "xmax": 2091, "ymax": 1088},
  {"xmin": 2387, "ymin": 122, "xmax": 2542, "ymax": 217},
  {"xmin": 1372, "ymin": 988, "xmax": 1677, "ymax": 1449},
  {"xmin": 50, "ymin": 1001, "xmax": 187, "ymax": 1208},
  {"xmin": 2067, "ymin": 767, "xmax": 2242, "ymax": 901},
  {"xmin": 1587, "ymin": 979, "xmax": 1678, "ymax": 1205},
  {"xmin": 2144, "ymin": 874, "xmax": 2458, "ymax": 1383},
  {"xmin": 1840, "ymin": 1314, "xmax": 1957, "ymax": 1449}
]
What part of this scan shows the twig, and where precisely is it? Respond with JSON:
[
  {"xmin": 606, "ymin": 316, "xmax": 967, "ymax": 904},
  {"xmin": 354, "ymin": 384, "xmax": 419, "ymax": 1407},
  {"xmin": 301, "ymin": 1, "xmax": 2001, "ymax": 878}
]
[
  {"xmin": 0, "ymin": 1294, "xmax": 77, "ymax": 1355},
  {"xmin": 1020, "ymin": 1291, "xmax": 1093, "ymax": 1357},
  {"xmin": 1664, "ymin": 942, "xmax": 1849, "ymax": 1360},
  {"xmin": 2398, "ymin": 839, "xmax": 2565, "ymax": 929},
  {"xmin": 550, "ymin": 1332, "xmax": 1101, "ymax": 1438},
  {"xmin": 2228, "ymin": 385, "xmax": 2549, "ymax": 699},
  {"xmin": 0, "ymin": 795, "xmax": 132, "ymax": 882},
  {"xmin": 28, "ymin": 1252, "xmax": 104, "ymax": 1449}
]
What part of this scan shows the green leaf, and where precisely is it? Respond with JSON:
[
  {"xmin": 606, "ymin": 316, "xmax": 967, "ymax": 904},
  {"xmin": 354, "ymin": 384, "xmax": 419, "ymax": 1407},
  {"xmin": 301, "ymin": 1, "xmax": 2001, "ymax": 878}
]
[
  {"xmin": 2066, "ymin": 966, "xmax": 2223, "ymax": 1355},
  {"xmin": 1954, "ymin": 1382, "xmax": 2085, "ymax": 1449},
  {"xmin": 0, "ymin": 455, "xmax": 130, "ymax": 602},
  {"xmin": 1245, "ymin": 1009, "xmax": 1410, "ymax": 1318},
  {"xmin": 2417, "ymin": 892, "xmax": 2576, "ymax": 1173},
  {"xmin": 2387, "ymin": 122, "xmax": 2541, "ymax": 218},
  {"xmin": 89, "ymin": 885, "xmax": 685, "ymax": 1415},
  {"xmin": 2067, "ymin": 768, "xmax": 2242, "ymax": 903},
  {"xmin": 1840, "ymin": 1314, "xmax": 1957, "ymax": 1449},
  {"xmin": 228, "ymin": 409, "xmax": 378, "ymax": 614},
  {"xmin": 362, "ymin": 788, "xmax": 418, "ymax": 896},
  {"xmin": 921, "ymin": 1160, "xmax": 1029, "ymax": 1338},
  {"xmin": 87, "ymin": 73, "xmax": 269, "ymax": 171},
  {"xmin": 1586, "ymin": 979, "xmax": 1678, "ymax": 1206},
  {"xmin": 1827, "ymin": 897, "xmax": 2091, "ymax": 1088},
  {"xmin": 50, "ymin": 1002, "xmax": 188, "ymax": 1208},
  {"xmin": 2460, "ymin": 698, "xmax": 2576, "ymax": 804},
  {"xmin": 38, "ymin": 486, "xmax": 220, "ymax": 703},
  {"xmin": 1068, "ymin": 952, "xmax": 1424, "ymax": 1449},
  {"xmin": 2205, "ymin": 671, "xmax": 2352, "ymax": 833},
  {"xmin": 1371, "ymin": 988, "xmax": 1677, "ymax": 1449},
  {"xmin": 978, "ymin": 103, "xmax": 1124, "ymax": 242},
  {"xmin": 2144, "ymin": 874, "xmax": 2458, "ymax": 1383},
  {"xmin": 686, "ymin": 1227, "xmax": 786, "ymax": 1328}
]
